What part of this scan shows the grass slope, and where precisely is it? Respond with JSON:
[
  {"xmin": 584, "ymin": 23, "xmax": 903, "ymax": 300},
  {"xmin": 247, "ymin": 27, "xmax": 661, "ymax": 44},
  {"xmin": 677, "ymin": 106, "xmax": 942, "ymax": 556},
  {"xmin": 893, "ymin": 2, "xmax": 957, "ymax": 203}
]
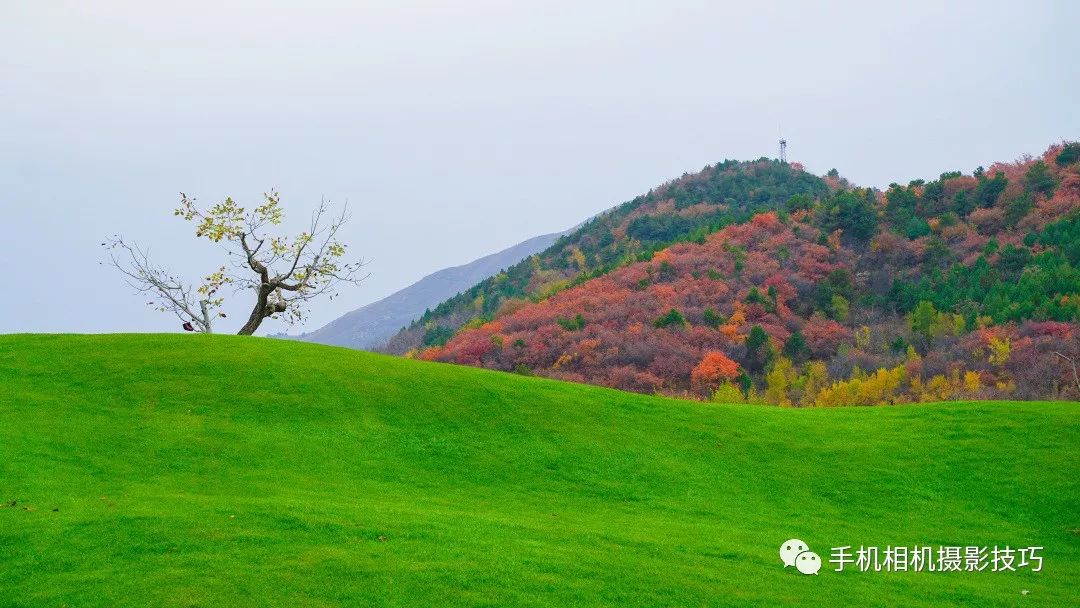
[{"xmin": 0, "ymin": 334, "xmax": 1077, "ymax": 607}]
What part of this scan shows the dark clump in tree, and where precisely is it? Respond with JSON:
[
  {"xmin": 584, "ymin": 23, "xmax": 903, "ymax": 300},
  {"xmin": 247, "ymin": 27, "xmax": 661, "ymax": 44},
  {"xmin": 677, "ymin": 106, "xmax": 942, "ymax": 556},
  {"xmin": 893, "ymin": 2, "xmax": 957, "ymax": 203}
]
[
  {"xmin": 558, "ymin": 314, "xmax": 587, "ymax": 331},
  {"xmin": 423, "ymin": 325, "xmax": 456, "ymax": 347},
  {"xmin": 654, "ymin": 309, "xmax": 687, "ymax": 329},
  {"xmin": 1024, "ymin": 161, "xmax": 1057, "ymax": 198},
  {"xmin": 1056, "ymin": 142, "xmax": 1080, "ymax": 166},
  {"xmin": 702, "ymin": 307, "xmax": 725, "ymax": 328},
  {"xmin": 910, "ymin": 300, "xmax": 939, "ymax": 349},
  {"xmin": 783, "ymin": 331, "xmax": 811, "ymax": 363},
  {"xmin": 818, "ymin": 189, "xmax": 879, "ymax": 242},
  {"xmin": 744, "ymin": 325, "xmax": 774, "ymax": 374}
]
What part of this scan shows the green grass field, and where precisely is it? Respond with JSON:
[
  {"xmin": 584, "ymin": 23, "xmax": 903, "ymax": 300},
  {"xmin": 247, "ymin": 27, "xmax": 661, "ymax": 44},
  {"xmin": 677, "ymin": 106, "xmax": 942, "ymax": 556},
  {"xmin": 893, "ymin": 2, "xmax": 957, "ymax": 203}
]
[{"xmin": 1, "ymin": 334, "xmax": 1077, "ymax": 607}]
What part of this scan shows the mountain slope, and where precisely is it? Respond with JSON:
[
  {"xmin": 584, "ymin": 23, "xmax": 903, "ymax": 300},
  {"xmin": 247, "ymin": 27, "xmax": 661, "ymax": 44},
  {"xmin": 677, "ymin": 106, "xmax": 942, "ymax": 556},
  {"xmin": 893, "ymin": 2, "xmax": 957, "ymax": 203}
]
[
  {"xmin": 386, "ymin": 159, "xmax": 830, "ymax": 354},
  {"xmin": 296, "ymin": 231, "xmax": 565, "ymax": 349},
  {"xmin": 426, "ymin": 143, "xmax": 1080, "ymax": 402},
  {"xmin": 1, "ymin": 334, "xmax": 1078, "ymax": 606}
]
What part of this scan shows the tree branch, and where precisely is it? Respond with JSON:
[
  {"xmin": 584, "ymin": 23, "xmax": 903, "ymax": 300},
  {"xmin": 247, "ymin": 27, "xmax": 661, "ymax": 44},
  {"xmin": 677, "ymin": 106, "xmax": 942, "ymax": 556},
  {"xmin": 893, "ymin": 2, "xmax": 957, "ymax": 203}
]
[
  {"xmin": 1052, "ymin": 351, "xmax": 1080, "ymax": 395},
  {"xmin": 103, "ymin": 236, "xmax": 214, "ymax": 332}
]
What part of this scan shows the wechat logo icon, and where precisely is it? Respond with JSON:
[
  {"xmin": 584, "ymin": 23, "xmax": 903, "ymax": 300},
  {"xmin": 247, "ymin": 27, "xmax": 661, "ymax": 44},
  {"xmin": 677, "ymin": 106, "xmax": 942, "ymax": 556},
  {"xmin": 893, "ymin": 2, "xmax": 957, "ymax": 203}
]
[{"xmin": 780, "ymin": 538, "xmax": 822, "ymax": 575}]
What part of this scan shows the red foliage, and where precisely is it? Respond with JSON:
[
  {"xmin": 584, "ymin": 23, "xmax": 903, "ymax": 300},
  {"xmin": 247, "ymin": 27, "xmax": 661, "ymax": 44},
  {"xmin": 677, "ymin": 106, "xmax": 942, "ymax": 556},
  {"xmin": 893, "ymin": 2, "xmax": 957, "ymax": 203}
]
[
  {"xmin": 968, "ymin": 207, "xmax": 1005, "ymax": 235},
  {"xmin": 802, "ymin": 314, "xmax": 853, "ymax": 358},
  {"xmin": 1021, "ymin": 321, "xmax": 1075, "ymax": 339},
  {"xmin": 451, "ymin": 330, "xmax": 497, "ymax": 366},
  {"xmin": 943, "ymin": 175, "xmax": 978, "ymax": 199},
  {"xmin": 433, "ymin": 214, "xmax": 841, "ymax": 393},
  {"xmin": 1037, "ymin": 170, "xmax": 1080, "ymax": 222}
]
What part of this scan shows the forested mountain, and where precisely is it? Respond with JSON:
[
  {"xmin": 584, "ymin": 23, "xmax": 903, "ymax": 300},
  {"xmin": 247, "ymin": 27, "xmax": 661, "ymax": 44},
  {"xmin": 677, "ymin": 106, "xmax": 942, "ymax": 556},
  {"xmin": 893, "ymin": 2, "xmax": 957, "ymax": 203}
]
[
  {"xmin": 385, "ymin": 159, "xmax": 829, "ymax": 353},
  {"xmin": 293, "ymin": 231, "xmax": 565, "ymax": 349},
  {"xmin": 421, "ymin": 143, "xmax": 1080, "ymax": 403}
]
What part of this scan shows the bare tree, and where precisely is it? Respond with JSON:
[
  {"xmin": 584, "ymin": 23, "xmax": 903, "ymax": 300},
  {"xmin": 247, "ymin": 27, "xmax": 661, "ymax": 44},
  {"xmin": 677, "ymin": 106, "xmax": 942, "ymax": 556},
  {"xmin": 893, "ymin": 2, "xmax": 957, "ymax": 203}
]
[
  {"xmin": 105, "ymin": 238, "xmax": 223, "ymax": 333},
  {"xmin": 1053, "ymin": 351, "xmax": 1080, "ymax": 395},
  {"xmin": 105, "ymin": 191, "xmax": 366, "ymax": 335}
]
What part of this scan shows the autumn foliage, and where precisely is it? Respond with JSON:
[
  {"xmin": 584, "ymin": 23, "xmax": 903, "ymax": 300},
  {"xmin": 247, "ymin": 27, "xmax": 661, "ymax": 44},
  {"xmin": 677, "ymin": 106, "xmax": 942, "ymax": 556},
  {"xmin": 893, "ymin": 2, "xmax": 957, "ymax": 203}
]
[
  {"xmin": 418, "ymin": 143, "xmax": 1080, "ymax": 404},
  {"xmin": 691, "ymin": 352, "xmax": 741, "ymax": 387}
]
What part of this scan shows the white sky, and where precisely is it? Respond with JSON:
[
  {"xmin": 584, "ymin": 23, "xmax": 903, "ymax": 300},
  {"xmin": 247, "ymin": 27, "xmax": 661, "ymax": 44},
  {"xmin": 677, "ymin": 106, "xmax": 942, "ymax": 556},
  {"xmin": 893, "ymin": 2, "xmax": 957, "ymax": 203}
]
[{"xmin": 2, "ymin": 0, "xmax": 1078, "ymax": 334}]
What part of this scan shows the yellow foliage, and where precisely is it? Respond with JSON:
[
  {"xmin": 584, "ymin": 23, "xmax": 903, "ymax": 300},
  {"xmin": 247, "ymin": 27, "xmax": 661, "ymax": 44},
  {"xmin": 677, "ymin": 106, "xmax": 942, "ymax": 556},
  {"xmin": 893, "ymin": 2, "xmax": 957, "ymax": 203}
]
[
  {"xmin": 799, "ymin": 361, "xmax": 829, "ymax": 407},
  {"xmin": 827, "ymin": 230, "xmax": 842, "ymax": 250},
  {"xmin": 854, "ymin": 326, "xmax": 871, "ymax": 350},
  {"xmin": 568, "ymin": 247, "xmax": 587, "ymax": 271},
  {"xmin": 915, "ymin": 369, "xmax": 968, "ymax": 402},
  {"xmin": 745, "ymin": 387, "xmax": 767, "ymax": 405},
  {"xmin": 719, "ymin": 307, "xmax": 747, "ymax": 344},
  {"xmin": 921, "ymin": 374, "xmax": 954, "ymax": 402},
  {"xmin": 987, "ymin": 337, "xmax": 1011, "ymax": 367},
  {"xmin": 909, "ymin": 376, "xmax": 924, "ymax": 398},
  {"xmin": 831, "ymin": 295, "xmax": 850, "ymax": 323},
  {"xmin": 711, "ymin": 382, "xmax": 746, "ymax": 404},
  {"xmin": 950, "ymin": 314, "xmax": 966, "ymax": 337},
  {"xmin": 535, "ymin": 279, "xmax": 572, "ymax": 300},
  {"xmin": 729, "ymin": 306, "xmax": 747, "ymax": 326},
  {"xmin": 764, "ymin": 357, "xmax": 795, "ymax": 406},
  {"xmin": 963, "ymin": 371, "xmax": 982, "ymax": 395},
  {"xmin": 813, "ymin": 364, "xmax": 907, "ymax": 407},
  {"xmin": 552, "ymin": 353, "xmax": 574, "ymax": 370},
  {"xmin": 906, "ymin": 345, "xmax": 921, "ymax": 363}
]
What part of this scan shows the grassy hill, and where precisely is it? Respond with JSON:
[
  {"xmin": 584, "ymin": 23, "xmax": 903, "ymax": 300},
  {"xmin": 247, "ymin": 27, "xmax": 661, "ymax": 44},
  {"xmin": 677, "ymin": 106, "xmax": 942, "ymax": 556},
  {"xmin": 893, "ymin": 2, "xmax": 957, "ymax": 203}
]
[{"xmin": 1, "ymin": 334, "xmax": 1077, "ymax": 607}]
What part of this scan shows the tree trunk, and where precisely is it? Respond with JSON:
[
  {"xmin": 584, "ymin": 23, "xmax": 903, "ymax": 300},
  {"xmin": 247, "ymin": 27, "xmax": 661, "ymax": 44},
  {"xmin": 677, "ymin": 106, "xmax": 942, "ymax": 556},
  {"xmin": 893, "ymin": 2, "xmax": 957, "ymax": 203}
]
[
  {"xmin": 199, "ymin": 299, "xmax": 213, "ymax": 334},
  {"xmin": 237, "ymin": 284, "xmax": 288, "ymax": 335},
  {"xmin": 238, "ymin": 284, "xmax": 272, "ymax": 335}
]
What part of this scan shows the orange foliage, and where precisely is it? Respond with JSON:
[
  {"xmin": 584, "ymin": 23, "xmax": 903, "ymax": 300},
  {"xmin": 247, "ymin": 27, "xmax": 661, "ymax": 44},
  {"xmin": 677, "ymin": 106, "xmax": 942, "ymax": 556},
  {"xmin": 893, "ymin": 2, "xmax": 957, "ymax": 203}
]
[
  {"xmin": 691, "ymin": 351, "xmax": 741, "ymax": 386},
  {"xmin": 750, "ymin": 211, "xmax": 782, "ymax": 232},
  {"xmin": 417, "ymin": 347, "xmax": 442, "ymax": 361}
]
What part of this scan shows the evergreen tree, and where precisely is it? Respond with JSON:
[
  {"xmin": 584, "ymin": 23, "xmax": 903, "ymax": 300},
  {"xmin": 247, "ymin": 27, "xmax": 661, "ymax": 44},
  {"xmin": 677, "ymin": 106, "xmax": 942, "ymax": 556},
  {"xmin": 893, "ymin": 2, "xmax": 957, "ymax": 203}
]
[{"xmin": 744, "ymin": 325, "xmax": 774, "ymax": 374}]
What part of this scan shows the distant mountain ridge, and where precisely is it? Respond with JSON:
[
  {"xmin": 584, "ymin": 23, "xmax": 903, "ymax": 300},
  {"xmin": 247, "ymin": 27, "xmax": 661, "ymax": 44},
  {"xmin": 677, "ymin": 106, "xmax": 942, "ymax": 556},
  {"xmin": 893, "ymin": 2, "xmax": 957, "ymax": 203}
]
[{"xmin": 293, "ymin": 231, "xmax": 566, "ymax": 349}]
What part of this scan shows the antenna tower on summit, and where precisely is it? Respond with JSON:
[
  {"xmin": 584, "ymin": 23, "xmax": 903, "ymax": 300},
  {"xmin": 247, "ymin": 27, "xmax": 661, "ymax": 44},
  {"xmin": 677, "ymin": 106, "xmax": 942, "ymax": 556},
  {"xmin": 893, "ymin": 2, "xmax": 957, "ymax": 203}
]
[{"xmin": 779, "ymin": 138, "xmax": 788, "ymax": 163}]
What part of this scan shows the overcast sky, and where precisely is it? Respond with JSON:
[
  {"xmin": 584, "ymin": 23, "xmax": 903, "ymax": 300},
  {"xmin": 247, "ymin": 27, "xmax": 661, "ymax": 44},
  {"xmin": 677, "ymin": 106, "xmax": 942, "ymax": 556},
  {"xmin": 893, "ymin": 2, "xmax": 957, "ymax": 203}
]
[{"xmin": 2, "ymin": 0, "xmax": 1078, "ymax": 335}]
